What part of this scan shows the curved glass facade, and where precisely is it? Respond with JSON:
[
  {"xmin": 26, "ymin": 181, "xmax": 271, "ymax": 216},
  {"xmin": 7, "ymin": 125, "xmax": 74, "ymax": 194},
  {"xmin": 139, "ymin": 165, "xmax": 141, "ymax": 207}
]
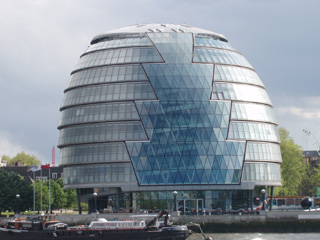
[{"xmin": 58, "ymin": 24, "xmax": 281, "ymax": 213}]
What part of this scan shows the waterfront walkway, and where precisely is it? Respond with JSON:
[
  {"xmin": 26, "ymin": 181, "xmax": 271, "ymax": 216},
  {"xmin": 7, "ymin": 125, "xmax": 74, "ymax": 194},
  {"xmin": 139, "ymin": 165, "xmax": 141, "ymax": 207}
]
[{"xmin": 2, "ymin": 210, "xmax": 320, "ymax": 233}]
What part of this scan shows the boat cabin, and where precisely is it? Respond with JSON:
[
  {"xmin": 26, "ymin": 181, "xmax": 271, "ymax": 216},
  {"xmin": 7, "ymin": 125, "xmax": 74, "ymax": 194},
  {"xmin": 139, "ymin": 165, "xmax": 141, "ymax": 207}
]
[{"xmin": 88, "ymin": 218, "xmax": 146, "ymax": 229}]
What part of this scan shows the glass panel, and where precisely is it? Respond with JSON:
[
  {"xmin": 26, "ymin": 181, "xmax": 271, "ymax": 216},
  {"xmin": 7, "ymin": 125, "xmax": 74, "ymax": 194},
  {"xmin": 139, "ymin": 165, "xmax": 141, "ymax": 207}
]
[
  {"xmin": 59, "ymin": 102, "xmax": 139, "ymax": 127},
  {"xmin": 63, "ymin": 163, "xmax": 136, "ymax": 185},
  {"xmin": 74, "ymin": 47, "xmax": 163, "ymax": 71},
  {"xmin": 61, "ymin": 82, "xmax": 157, "ymax": 109},
  {"xmin": 194, "ymin": 36, "xmax": 235, "ymax": 50},
  {"xmin": 212, "ymin": 83, "xmax": 272, "ymax": 106},
  {"xmin": 245, "ymin": 142, "xmax": 282, "ymax": 162},
  {"xmin": 60, "ymin": 142, "xmax": 130, "ymax": 165},
  {"xmin": 194, "ymin": 48, "xmax": 253, "ymax": 69},
  {"xmin": 66, "ymin": 65, "xmax": 148, "ymax": 89},
  {"xmin": 228, "ymin": 122, "xmax": 280, "ymax": 143},
  {"xmin": 85, "ymin": 36, "xmax": 153, "ymax": 54},
  {"xmin": 231, "ymin": 102, "xmax": 277, "ymax": 123},
  {"xmin": 59, "ymin": 121, "xmax": 147, "ymax": 146},
  {"xmin": 241, "ymin": 163, "xmax": 281, "ymax": 181},
  {"xmin": 214, "ymin": 65, "xmax": 264, "ymax": 87}
]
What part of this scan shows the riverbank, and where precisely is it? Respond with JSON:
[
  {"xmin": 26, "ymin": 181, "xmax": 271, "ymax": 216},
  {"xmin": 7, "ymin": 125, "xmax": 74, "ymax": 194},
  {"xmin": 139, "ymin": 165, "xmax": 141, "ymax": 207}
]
[{"xmin": 1, "ymin": 210, "xmax": 320, "ymax": 233}]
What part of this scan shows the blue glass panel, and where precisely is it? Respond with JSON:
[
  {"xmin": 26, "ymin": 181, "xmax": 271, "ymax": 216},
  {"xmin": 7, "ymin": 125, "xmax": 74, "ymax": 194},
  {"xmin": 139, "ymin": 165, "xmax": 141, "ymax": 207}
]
[
  {"xmin": 148, "ymin": 33, "xmax": 193, "ymax": 63},
  {"xmin": 129, "ymin": 98, "xmax": 246, "ymax": 185}
]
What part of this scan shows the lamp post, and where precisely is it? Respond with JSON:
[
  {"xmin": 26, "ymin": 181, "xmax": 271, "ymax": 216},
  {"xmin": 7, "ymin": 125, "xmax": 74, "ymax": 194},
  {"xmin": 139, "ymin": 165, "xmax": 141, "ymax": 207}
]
[
  {"xmin": 173, "ymin": 191, "xmax": 178, "ymax": 212},
  {"xmin": 93, "ymin": 192, "xmax": 97, "ymax": 213},
  {"xmin": 16, "ymin": 194, "xmax": 20, "ymax": 215},
  {"xmin": 261, "ymin": 189, "xmax": 266, "ymax": 210}
]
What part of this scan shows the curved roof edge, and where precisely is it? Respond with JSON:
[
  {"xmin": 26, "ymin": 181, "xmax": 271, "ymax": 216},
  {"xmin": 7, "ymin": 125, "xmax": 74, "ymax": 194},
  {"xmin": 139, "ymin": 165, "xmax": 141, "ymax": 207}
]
[{"xmin": 91, "ymin": 23, "xmax": 228, "ymax": 44}]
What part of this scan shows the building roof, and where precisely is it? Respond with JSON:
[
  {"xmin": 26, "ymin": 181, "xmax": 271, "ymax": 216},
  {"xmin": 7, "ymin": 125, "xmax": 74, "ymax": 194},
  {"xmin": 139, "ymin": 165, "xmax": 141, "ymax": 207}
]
[
  {"xmin": 91, "ymin": 23, "xmax": 227, "ymax": 44},
  {"xmin": 303, "ymin": 150, "xmax": 320, "ymax": 157}
]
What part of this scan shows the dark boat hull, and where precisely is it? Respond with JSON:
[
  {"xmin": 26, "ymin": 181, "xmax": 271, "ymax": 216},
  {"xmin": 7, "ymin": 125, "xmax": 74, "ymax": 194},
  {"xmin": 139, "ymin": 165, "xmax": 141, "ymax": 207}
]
[{"xmin": 0, "ymin": 228, "xmax": 190, "ymax": 240}]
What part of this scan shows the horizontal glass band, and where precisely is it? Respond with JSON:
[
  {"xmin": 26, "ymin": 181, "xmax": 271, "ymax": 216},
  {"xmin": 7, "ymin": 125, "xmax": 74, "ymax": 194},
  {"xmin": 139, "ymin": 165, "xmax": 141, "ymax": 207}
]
[
  {"xmin": 228, "ymin": 122, "xmax": 280, "ymax": 142},
  {"xmin": 60, "ymin": 142, "xmax": 131, "ymax": 165},
  {"xmin": 212, "ymin": 83, "xmax": 272, "ymax": 106},
  {"xmin": 63, "ymin": 163, "xmax": 136, "ymax": 185},
  {"xmin": 231, "ymin": 102, "xmax": 277, "ymax": 123},
  {"xmin": 66, "ymin": 64, "xmax": 148, "ymax": 89},
  {"xmin": 242, "ymin": 162, "xmax": 281, "ymax": 181},
  {"xmin": 194, "ymin": 36, "xmax": 235, "ymax": 50},
  {"xmin": 58, "ymin": 121, "xmax": 148, "ymax": 146},
  {"xmin": 194, "ymin": 48, "xmax": 253, "ymax": 69},
  {"xmin": 61, "ymin": 82, "xmax": 157, "ymax": 109},
  {"xmin": 74, "ymin": 47, "xmax": 163, "ymax": 71},
  {"xmin": 59, "ymin": 102, "xmax": 139, "ymax": 127},
  {"xmin": 245, "ymin": 142, "xmax": 282, "ymax": 162},
  {"xmin": 214, "ymin": 65, "xmax": 264, "ymax": 87},
  {"xmin": 84, "ymin": 36, "xmax": 153, "ymax": 54}
]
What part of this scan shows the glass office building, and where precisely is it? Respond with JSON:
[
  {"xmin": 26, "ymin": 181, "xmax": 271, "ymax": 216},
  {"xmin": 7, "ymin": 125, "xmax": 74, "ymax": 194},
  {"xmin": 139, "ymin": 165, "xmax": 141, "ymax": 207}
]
[{"xmin": 58, "ymin": 24, "xmax": 281, "ymax": 213}]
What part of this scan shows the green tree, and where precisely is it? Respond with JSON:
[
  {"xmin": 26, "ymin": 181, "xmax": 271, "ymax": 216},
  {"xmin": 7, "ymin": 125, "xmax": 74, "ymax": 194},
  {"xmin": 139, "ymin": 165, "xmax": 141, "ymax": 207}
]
[
  {"xmin": 310, "ymin": 165, "xmax": 320, "ymax": 196},
  {"xmin": 5, "ymin": 151, "xmax": 41, "ymax": 166},
  {"xmin": 65, "ymin": 189, "xmax": 77, "ymax": 209},
  {"xmin": 1, "ymin": 155, "xmax": 11, "ymax": 163},
  {"xmin": 300, "ymin": 166, "xmax": 314, "ymax": 196},
  {"xmin": 274, "ymin": 128, "xmax": 307, "ymax": 196},
  {"xmin": 0, "ymin": 169, "xmax": 33, "ymax": 215},
  {"xmin": 45, "ymin": 179, "xmax": 66, "ymax": 210},
  {"xmin": 54, "ymin": 178, "xmax": 77, "ymax": 209}
]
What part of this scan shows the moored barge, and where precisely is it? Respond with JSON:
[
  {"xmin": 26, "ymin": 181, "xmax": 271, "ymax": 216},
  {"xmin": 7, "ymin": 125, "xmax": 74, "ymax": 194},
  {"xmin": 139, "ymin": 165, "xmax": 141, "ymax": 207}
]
[{"xmin": 0, "ymin": 211, "xmax": 192, "ymax": 240}]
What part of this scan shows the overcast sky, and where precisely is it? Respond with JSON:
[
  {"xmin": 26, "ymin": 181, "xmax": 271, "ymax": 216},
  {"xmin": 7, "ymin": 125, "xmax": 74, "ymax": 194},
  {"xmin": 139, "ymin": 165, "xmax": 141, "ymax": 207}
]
[{"xmin": 0, "ymin": 0, "xmax": 319, "ymax": 164}]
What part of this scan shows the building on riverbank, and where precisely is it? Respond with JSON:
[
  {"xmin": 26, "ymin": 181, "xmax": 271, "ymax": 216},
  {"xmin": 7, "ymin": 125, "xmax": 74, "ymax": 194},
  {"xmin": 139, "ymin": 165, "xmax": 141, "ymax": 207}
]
[
  {"xmin": 1, "ymin": 166, "xmax": 63, "ymax": 183},
  {"xmin": 58, "ymin": 24, "xmax": 281, "ymax": 213}
]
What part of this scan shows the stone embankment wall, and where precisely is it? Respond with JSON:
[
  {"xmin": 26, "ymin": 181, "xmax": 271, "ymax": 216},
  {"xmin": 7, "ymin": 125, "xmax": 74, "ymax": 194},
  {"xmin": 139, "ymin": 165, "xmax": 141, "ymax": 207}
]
[{"xmin": 1, "ymin": 211, "xmax": 320, "ymax": 233}]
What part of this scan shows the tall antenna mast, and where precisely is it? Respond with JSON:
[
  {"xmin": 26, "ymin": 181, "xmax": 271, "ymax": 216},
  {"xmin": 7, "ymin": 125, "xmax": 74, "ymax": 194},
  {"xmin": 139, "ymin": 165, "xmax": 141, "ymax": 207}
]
[{"xmin": 52, "ymin": 145, "xmax": 56, "ymax": 167}]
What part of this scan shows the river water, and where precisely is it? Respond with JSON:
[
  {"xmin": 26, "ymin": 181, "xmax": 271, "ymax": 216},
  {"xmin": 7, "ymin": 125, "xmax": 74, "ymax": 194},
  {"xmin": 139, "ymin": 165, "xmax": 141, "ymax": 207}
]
[{"xmin": 189, "ymin": 233, "xmax": 320, "ymax": 240}]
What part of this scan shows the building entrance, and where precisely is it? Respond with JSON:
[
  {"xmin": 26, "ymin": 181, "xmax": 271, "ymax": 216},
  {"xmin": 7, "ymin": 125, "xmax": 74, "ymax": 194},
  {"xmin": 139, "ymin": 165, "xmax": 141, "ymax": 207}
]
[{"xmin": 177, "ymin": 199, "xmax": 203, "ymax": 215}]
